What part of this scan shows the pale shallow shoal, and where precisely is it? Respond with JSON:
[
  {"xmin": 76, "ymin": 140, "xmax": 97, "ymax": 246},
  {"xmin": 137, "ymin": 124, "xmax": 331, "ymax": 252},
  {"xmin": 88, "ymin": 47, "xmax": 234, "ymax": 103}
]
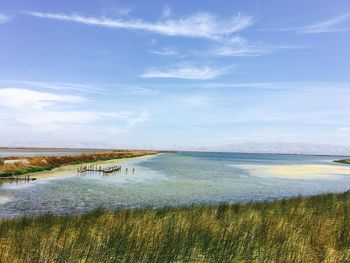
[{"xmin": 232, "ymin": 164, "xmax": 350, "ymax": 179}]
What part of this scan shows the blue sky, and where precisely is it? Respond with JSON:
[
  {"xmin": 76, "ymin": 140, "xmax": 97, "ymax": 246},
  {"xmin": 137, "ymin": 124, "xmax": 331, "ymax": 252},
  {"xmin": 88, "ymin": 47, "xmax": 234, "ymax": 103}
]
[{"xmin": 0, "ymin": 0, "xmax": 349, "ymax": 149}]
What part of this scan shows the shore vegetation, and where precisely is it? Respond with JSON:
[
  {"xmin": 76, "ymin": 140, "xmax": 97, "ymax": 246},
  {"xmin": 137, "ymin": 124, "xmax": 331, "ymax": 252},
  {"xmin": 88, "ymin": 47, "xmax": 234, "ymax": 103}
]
[
  {"xmin": 0, "ymin": 150, "xmax": 158, "ymax": 177},
  {"xmin": 1, "ymin": 191, "xmax": 350, "ymax": 262}
]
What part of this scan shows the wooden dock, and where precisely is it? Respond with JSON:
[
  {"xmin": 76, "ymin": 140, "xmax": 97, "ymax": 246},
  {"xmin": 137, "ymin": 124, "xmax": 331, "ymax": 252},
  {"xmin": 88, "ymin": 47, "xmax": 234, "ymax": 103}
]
[{"xmin": 77, "ymin": 164, "xmax": 122, "ymax": 174}]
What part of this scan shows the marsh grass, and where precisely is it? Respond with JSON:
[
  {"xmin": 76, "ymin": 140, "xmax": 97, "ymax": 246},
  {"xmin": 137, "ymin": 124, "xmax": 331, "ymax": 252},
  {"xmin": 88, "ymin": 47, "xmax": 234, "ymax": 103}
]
[
  {"xmin": 335, "ymin": 159, "xmax": 350, "ymax": 165},
  {"xmin": 1, "ymin": 192, "xmax": 350, "ymax": 262},
  {"xmin": 0, "ymin": 151, "xmax": 158, "ymax": 177}
]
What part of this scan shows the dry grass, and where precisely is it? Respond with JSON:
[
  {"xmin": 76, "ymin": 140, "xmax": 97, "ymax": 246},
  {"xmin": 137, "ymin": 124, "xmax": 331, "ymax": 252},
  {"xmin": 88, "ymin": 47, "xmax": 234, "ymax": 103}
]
[
  {"xmin": 0, "ymin": 151, "xmax": 158, "ymax": 177},
  {"xmin": 1, "ymin": 191, "xmax": 350, "ymax": 262}
]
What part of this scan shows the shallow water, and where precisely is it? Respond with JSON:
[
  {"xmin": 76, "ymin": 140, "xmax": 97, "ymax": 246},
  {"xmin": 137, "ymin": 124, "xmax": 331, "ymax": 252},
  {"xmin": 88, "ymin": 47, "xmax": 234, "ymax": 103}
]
[{"xmin": 1, "ymin": 152, "xmax": 350, "ymax": 218}]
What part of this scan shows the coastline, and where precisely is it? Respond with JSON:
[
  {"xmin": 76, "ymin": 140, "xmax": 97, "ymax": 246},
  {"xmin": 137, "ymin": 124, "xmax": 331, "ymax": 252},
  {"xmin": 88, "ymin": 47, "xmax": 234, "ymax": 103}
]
[
  {"xmin": 0, "ymin": 150, "xmax": 159, "ymax": 179},
  {"xmin": 15, "ymin": 154, "xmax": 159, "ymax": 180}
]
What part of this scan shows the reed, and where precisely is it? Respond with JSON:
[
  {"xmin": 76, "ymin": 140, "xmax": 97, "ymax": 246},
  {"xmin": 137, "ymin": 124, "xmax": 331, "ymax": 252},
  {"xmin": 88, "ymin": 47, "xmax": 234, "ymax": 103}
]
[
  {"xmin": 1, "ymin": 191, "xmax": 350, "ymax": 262},
  {"xmin": 334, "ymin": 159, "xmax": 350, "ymax": 165}
]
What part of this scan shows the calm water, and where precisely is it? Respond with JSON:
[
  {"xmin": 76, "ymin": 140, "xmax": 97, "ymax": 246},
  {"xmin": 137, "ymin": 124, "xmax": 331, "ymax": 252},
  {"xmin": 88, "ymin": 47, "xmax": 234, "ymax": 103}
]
[{"xmin": 1, "ymin": 152, "xmax": 350, "ymax": 218}]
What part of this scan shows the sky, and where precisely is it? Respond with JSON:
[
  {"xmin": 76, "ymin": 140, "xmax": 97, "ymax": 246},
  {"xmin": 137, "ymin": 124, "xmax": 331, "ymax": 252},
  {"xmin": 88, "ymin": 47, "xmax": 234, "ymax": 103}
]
[{"xmin": 0, "ymin": 0, "xmax": 350, "ymax": 149}]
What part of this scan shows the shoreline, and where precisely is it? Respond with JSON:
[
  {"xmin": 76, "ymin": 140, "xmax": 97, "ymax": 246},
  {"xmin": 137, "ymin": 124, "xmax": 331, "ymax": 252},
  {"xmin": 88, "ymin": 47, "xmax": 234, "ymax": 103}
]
[
  {"xmin": 14, "ymin": 154, "xmax": 159, "ymax": 180},
  {"xmin": 0, "ymin": 150, "xmax": 159, "ymax": 179}
]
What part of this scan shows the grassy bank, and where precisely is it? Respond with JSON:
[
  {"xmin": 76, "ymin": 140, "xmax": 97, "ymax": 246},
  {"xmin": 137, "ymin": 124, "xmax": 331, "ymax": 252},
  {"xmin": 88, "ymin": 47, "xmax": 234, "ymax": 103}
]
[
  {"xmin": 335, "ymin": 159, "xmax": 350, "ymax": 165},
  {"xmin": 0, "ymin": 150, "xmax": 158, "ymax": 178},
  {"xmin": 1, "ymin": 192, "xmax": 350, "ymax": 262}
]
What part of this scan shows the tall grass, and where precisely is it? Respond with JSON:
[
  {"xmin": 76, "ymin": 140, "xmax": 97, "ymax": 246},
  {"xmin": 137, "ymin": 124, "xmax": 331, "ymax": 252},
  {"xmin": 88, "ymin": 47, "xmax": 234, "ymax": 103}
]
[
  {"xmin": 335, "ymin": 159, "xmax": 350, "ymax": 165},
  {"xmin": 1, "ymin": 191, "xmax": 350, "ymax": 262}
]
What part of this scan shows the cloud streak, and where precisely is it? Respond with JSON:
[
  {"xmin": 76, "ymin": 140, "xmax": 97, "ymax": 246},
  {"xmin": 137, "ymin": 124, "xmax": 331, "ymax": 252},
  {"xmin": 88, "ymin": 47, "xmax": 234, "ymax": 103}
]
[
  {"xmin": 276, "ymin": 13, "xmax": 350, "ymax": 34},
  {"xmin": 27, "ymin": 11, "xmax": 254, "ymax": 41},
  {"xmin": 140, "ymin": 65, "xmax": 230, "ymax": 80},
  {"xmin": 149, "ymin": 47, "xmax": 179, "ymax": 56},
  {"xmin": 298, "ymin": 13, "xmax": 350, "ymax": 33},
  {"xmin": 0, "ymin": 88, "xmax": 150, "ymax": 133},
  {"xmin": 0, "ymin": 80, "xmax": 103, "ymax": 94},
  {"xmin": 0, "ymin": 14, "xmax": 11, "ymax": 24},
  {"xmin": 0, "ymin": 88, "xmax": 86, "ymax": 110}
]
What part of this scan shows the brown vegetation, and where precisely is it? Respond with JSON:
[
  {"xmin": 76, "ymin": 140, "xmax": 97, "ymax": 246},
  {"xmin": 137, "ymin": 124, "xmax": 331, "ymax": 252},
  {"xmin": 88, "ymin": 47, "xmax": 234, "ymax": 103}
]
[{"xmin": 0, "ymin": 150, "xmax": 158, "ymax": 177}]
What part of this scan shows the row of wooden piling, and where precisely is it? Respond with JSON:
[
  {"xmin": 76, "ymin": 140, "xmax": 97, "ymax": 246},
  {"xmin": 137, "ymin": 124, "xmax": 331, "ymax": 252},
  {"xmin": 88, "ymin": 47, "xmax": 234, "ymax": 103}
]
[
  {"xmin": 0, "ymin": 175, "xmax": 36, "ymax": 181},
  {"xmin": 77, "ymin": 164, "xmax": 122, "ymax": 174}
]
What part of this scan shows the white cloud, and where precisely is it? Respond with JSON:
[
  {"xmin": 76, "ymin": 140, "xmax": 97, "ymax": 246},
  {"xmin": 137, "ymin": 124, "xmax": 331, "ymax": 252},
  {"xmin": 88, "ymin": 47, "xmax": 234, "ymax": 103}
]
[
  {"xmin": 299, "ymin": 13, "xmax": 350, "ymax": 33},
  {"xmin": 27, "ymin": 11, "xmax": 253, "ymax": 41},
  {"xmin": 0, "ymin": 88, "xmax": 150, "ymax": 137},
  {"xmin": 140, "ymin": 65, "xmax": 230, "ymax": 80},
  {"xmin": 209, "ymin": 36, "xmax": 305, "ymax": 57},
  {"xmin": 0, "ymin": 14, "xmax": 11, "ymax": 24},
  {"xmin": 277, "ymin": 13, "xmax": 350, "ymax": 34},
  {"xmin": 162, "ymin": 4, "xmax": 172, "ymax": 17},
  {"xmin": 15, "ymin": 110, "xmax": 149, "ymax": 128},
  {"xmin": 112, "ymin": 7, "xmax": 133, "ymax": 16},
  {"xmin": 127, "ymin": 110, "xmax": 151, "ymax": 126},
  {"xmin": 0, "ymin": 80, "xmax": 103, "ymax": 94},
  {"xmin": 0, "ymin": 88, "xmax": 86, "ymax": 110},
  {"xmin": 121, "ymin": 86, "xmax": 159, "ymax": 95},
  {"xmin": 184, "ymin": 81, "xmax": 350, "ymax": 90},
  {"xmin": 16, "ymin": 111, "xmax": 100, "ymax": 126},
  {"xmin": 149, "ymin": 47, "xmax": 179, "ymax": 56},
  {"xmin": 211, "ymin": 45, "xmax": 268, "ymax": 57}
]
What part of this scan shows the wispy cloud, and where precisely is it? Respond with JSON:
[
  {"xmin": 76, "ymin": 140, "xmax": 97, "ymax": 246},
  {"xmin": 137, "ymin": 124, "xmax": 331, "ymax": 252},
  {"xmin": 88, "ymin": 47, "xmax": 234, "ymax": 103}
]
[
  {"xmin": 0, "ymin": 88, "xmax": 86, "ymax": 110},
  {"xmin": 0, "ymin": 14, "xmax": 11, "ymax": 24},
  {"xmin": 120, "ymin": 86, "xmax": 159, "ymax": 95},
  {"xmin": 277, "ymin": 13, "xmax": 350, "ymax": 33},
  {"xmin": 299, "ymin": 13, "xmax": 350, "ymax": 33},
  {"xmin": 140, "ymin": 65, "xmax": 231, "ymax": 80},
  {"xmin": 210, "ymin": 38, "xmax": 269, "ymax": 57},
  {"xmin": 149, "ymin": 47, "xmax": 179, "ymax": 56},
  {"xmin": 0, "ymin": 80, "xmax": 103, "ymax": 94},
  {"xmin": 27, "ymin": 11, "xmax": 254, "ymax": 41},
  {"xmin": 0, "ymin": 88, "xmax": 150, "ymax": 135},
  {"xmin": 209, "ymin": 44, "xmax": 304, "ymax": 57},
  {"xmin": 162, "ymin": 4, "xmax": 172, "ymax": 18}
]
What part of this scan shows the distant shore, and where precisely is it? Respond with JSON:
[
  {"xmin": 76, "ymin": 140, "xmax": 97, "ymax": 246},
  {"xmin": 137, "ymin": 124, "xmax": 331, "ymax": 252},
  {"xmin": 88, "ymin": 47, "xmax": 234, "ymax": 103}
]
[
  {"xmin": 0, "ymin": 150, "xmax": 159, "ymax": 180},
  {"xmin": 20, "ymin": 154, "xmax": 157, "ymax": 180}
]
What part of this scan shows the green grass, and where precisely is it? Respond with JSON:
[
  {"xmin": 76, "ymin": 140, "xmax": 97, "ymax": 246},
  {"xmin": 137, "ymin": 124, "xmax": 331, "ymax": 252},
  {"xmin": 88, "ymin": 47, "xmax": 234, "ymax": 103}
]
[
  {"xmin": 334, "ymin": 159, "xmax": 350, "ymax": 165},
  {"xmin": 0, "ymin": 165, "xmax": 56, "ymax": 177},
  {"xmin": 1, "ymin": 192, "xmax": 350, "ymax": 262}
]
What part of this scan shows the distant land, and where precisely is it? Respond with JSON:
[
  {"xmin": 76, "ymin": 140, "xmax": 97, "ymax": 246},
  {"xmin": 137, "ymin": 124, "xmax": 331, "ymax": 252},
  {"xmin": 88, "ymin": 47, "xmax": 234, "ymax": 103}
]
[
  {"xmin": 1, "ymin": 142, "xmax": 350, "ymax": 156},
  {"xmin": 186, "ymin": 142, "xmax": 350, "ymax": 156}
]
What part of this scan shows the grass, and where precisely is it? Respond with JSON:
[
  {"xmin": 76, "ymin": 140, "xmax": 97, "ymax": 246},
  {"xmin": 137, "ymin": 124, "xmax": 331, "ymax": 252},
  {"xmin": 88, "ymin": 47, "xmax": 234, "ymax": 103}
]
[
  {"xmin": 1, "ymin": 192, "xmax": 350, "ymax": 262},
  {"xmin": 0, "ymin": 150, "xmax": 158, "ymax": 177},
  {"xmin": 335, "ymin": 159, "xmax": 350, "ymax": 165}
]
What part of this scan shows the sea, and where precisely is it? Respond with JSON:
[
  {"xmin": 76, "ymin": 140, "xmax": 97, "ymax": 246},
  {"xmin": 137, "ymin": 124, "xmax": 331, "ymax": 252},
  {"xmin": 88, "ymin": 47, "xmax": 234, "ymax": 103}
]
[{"xmin": 1, "ymin": 151, "xmax": 350, "ymax": 218}]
